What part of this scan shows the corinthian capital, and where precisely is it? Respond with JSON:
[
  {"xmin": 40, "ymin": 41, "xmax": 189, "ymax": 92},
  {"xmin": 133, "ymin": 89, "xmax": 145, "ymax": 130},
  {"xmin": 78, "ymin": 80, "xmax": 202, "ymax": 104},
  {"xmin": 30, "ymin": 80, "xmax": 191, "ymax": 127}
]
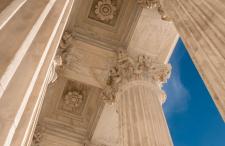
[
  {"xmin": 31, "ymin": 124, "xmax": 45, "ymax": 146},
  {"xmin": 137, "ymin": 0, "xmax": 160, "ymax": 8},
  {"xmin": 59, "ymin": 30, "xmax": 73, "ymax": 50},
  {"xmin": 102, "ymin": 50, "xmax": 171, "ymax": 103},
  {"xmin": 137, "ymin": 0, "xmax": 171, "ymax": 21},
  {"xmin": 47, "ymin": 55, "xmax": 62, "ymax": 84}
]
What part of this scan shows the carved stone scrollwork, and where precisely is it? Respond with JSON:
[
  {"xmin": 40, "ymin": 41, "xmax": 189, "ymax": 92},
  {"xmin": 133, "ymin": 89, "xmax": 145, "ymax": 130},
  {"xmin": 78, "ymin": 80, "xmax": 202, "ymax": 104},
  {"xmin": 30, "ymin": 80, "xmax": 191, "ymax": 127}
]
[
  {"xmin": 47, "ymin": 31, "xmax": 74, "ymax": 84},
  {"xmin": 59, "ymin": 31, "xmax": 73, "ymax": 51},
  {"xmin": 102, "ymin": 50, "xmax": 171, "ymax": 103},
  {"xmin": 158, "ymin": 4, "xmax": 171, "ymax": 21},
  {"xmin": 137, "ymin": 0, "xmax": 160, "ymax": 8},
  {"xmin": 31, "ymin": 124, "xmax": 44, "ymax": 146},
  {"xmin": 47, "ymin": 55, "xmax": 63, "ymax": 84},
  {"xmin": 47, "ymin": 31, "xmax": 73, "ymax": 84},
  {"xmin": 137, "ymin": 0, "xmax": 171, "ymax": 21},
  {"xmin": 58, "ymin": 31, "xmax": 74, "ymax": 65}
]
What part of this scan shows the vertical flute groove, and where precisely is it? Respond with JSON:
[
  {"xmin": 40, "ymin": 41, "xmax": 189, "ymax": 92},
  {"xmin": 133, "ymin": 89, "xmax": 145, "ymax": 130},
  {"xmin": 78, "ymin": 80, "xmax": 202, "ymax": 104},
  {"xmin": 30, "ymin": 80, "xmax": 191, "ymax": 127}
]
[{"xmin": 118, "ymin": 83, "xmax": 173, "ymax": 146}]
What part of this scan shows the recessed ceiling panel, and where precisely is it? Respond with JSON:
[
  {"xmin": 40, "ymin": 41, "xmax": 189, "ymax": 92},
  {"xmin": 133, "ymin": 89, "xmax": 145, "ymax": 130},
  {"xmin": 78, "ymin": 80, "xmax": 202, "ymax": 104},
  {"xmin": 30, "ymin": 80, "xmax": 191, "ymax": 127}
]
[
  {"xmin": 69, "ymin": 0, "xmax": 141, "ymax": 50},
  {"xmin": 88, "ymin": 0, "xmax": 123, "ymax": 26}
]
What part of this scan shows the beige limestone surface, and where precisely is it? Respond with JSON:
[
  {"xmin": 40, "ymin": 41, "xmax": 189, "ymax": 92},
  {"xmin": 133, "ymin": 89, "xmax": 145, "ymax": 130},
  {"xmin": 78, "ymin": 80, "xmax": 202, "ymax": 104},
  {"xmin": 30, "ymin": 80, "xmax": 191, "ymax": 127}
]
[
  {"xmin": 1, "ymin": 0, "xmax": 225, "ymax": 145},
  {"xmin": 128, "ymin": 8, "xmax": 179, "ymax": 63},
  {"xmin": 0, "ymin": 0, "xmax": 180, "ymax": 145},
  {"xmin": 0, "ymin": 0, "xmax": 14, "ymax": 12},
  {"xmin": 34, "ymin": 1, "xmax": 179, "ymax": 145}
]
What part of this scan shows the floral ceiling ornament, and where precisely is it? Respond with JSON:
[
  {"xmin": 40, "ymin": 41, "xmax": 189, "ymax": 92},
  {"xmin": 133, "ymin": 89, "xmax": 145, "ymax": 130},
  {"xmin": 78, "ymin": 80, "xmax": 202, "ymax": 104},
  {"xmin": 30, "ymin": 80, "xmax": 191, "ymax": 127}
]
[
  {"xmin": 102, "ymin": 50, "xmax": 171, "ymax": 103},
  {"xmin": 63, "ymin": 90, "xmax": 84, "ymax": 110},
  {"xmin": 95, "ymin": 0, "xmax": 117, "ymax": 21}
]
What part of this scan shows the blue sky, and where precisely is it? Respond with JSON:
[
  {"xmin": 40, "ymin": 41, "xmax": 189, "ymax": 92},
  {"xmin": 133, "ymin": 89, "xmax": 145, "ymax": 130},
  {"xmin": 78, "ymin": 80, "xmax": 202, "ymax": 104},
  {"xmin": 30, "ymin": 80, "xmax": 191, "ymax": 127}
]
[{"xmin": 163, "ymin": 39, "xmax": 225, "ymax": 146}]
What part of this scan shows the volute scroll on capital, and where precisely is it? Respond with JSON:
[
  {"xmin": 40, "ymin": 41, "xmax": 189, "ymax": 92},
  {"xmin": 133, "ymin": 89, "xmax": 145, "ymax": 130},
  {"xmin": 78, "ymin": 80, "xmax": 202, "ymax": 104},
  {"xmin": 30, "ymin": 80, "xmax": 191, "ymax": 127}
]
[
  {"xmin": 31, "ymin": 124, "xmax": 45, "ymax": 146},
  {"xmin": 137, "ymin": 0, "xmax": 160, "ymax": 8},
  {"xmin": 48, "ymin": 31, "xmax": 74, "ymax": 84},
  {"xmin": 58, "ymin": 30, "xmax": 74, "ymax": 65},
  {"xmin": 102, "ymin": 50, "xmax": 171, "ymax": 103},
  {"xmin": 137, "ymin": 0, "xmax": 171, "ymax": 21}
]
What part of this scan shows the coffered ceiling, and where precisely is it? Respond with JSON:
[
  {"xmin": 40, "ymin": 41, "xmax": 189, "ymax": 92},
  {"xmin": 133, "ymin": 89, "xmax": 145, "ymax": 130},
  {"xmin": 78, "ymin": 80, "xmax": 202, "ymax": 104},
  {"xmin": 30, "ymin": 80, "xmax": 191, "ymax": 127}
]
[
  {"xmin": 35, "ymin": 1, "xmax": 179, "ymax": 145},
  {"xmin": 38, "ymin": 78, "xmax": 104, "ymax": 144},
  {"xmin": 68, "ymin": 0, "xmax": 142, "ymax": 50}
]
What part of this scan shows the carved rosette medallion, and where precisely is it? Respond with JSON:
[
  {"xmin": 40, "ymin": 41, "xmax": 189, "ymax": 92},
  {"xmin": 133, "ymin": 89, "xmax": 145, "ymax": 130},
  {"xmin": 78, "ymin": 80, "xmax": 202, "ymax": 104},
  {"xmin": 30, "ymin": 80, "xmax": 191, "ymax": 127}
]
[
  {"xmin": 95, "ymin": 0, "xmax": 116, "ymax": 21},
  {"xmin": 62, "ymin": 90, "xmax": 84, "ymax": 113},
  {"xmin": 102, "ymin": 50, "xmax": 171, "ymax": 103},
  {"xmin": 89, "ymin": 0, "xmax": 122, "ymax": 26}
]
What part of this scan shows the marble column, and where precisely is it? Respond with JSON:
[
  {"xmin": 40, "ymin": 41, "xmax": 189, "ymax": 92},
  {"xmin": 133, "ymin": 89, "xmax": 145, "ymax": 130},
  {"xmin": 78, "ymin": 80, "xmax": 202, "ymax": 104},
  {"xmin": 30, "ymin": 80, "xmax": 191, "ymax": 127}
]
[
  {"xmin": 102, "ymin": 51, "xmax": 173, "ymax": 146},
  {"xmin": 158, "ymin": 0, "xmax": 225, "ymax": 121},
  {"xmin": 0, "ymin": 0, "xmax": 74, "ymax": 145}
]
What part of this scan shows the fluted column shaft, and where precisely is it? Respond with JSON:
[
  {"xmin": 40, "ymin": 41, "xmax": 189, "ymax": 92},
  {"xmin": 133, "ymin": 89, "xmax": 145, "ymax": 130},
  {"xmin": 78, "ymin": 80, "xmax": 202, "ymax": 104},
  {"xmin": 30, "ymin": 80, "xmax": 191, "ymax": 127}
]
[
  {"xmin": 0, "ymin": 0, "xmax": 74, "ymax": 145},
  {"xmin": 117, "ymin": 80, "xmax": 173, "ymax": 146},
  {"xmin": 160, "ymin": 0, "xmax": 225, "ymax": 121}
]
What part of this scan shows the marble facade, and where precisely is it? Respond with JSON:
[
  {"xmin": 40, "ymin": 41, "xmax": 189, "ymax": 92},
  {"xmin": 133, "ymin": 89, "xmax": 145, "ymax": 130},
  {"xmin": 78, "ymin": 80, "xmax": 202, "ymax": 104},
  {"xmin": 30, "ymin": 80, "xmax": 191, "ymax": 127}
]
[{"xmin": 0, "ymin": 0, "xmax": 224, "ymax": 146}]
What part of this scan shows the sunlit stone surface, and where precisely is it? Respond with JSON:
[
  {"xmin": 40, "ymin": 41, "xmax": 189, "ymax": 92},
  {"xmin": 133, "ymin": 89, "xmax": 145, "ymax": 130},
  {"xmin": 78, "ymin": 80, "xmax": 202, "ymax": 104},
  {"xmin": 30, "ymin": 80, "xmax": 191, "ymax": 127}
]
[{"xmin": 0, "ymin": 0, "xmax": 224, "ymax": 145}]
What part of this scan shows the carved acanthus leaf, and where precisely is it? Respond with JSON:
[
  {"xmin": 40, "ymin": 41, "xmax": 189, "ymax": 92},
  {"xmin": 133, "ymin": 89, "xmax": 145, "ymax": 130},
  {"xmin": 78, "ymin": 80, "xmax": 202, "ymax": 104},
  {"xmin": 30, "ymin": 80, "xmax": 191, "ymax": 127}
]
[
  {"xmin": 31, "ymin": 124, "xmax": 44, "ymax": 146},
  {"xmin": 48, "ymin": 31, "xmax": 72, "ymax": 84},
  {"xmin": 48, "ymin": 55, "xmax": 62, "ymax": 84},
  {"xmin": 102, "ymin": 50, "xmax": 171, "ymax": 103},
  {"xmin": 59, "ymin": 31, "xmax": 73, "ymax": 51},
  {"xmin": 58, "ymin": 31, "xmax": 74, "ymax": 65},
  {"xmin": 158, "ymin": 5, "xmax": 171, "ymax": 21},
  {"xmin": 137, "ymin": 0, "xmax": 171, "ymax": 21},
  {"xmin": 137, "ymin": 0, "xmax": 160, "ymax": 8}
]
